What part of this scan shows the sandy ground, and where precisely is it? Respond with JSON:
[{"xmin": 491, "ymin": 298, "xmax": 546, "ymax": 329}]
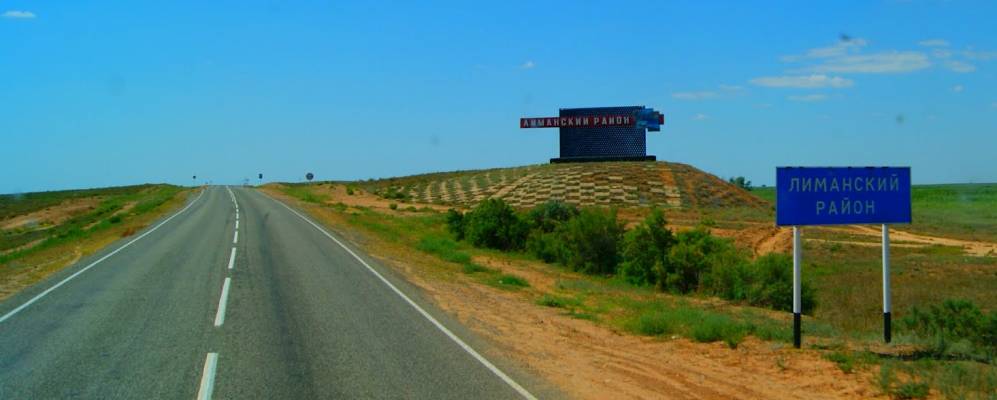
[
  {"xmin": 266, "ymin": 187, "xmax": 890, "ymax": 400},
  {"xmin": 1, "ymin": 197, "xmax": 101, "ymax": 230},
  {"xmin": 747, "ymin": 225, "xmax": 997, "ymax": 257}
]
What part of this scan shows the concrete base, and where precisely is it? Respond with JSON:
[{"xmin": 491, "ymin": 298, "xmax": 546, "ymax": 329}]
[{"xmin": 550, "ymin": 155, "xmax": 656, "ymax": 163}]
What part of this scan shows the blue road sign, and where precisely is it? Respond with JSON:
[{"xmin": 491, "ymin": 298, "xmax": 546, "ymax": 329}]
[{"xmin": 776, "ymin": 167, "xmax": 911, "ymax": 226}]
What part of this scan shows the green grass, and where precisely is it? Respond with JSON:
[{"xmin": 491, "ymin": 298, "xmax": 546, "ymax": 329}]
[
  {"xmin": 536, "ymin": 294, "xmax": 581, "ymax": 309},
  {"xmin": 280, "ymin": 181, "xmax": 997, "ymax": 398},
  {"xmin": 496, "ymin": 274, "xmax": 529, "ymax": 287},
  {"xmin": 1, "ymin": 185, "xmax": 183, "ymax": 263},
  {"xmin": 754, "ymin": 183, "xmax": 997, "ymax": 242}
]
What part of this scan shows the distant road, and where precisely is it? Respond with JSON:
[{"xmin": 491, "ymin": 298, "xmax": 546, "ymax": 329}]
[{"xmin": 0, "ymin": 186, "xmax": 540, "ymax": 399}]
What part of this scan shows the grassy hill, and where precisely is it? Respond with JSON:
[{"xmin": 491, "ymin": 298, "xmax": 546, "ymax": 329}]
[{"xmin": 353, "ymin": 161, "xmax": 768, "ymax": 210}]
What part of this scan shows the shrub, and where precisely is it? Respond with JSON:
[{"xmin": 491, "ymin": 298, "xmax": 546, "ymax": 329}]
[
  {"xmin": 619, "ymin": 209, "xmax": 674, "ymax": 286},
  {"xmin": 526, "ymin": 230, "xmax": 568, "ymax": 263},
  {"xmin": 657, "ymin": 228, "xmax": 732, "ymax": 293},
  {"xmin": 462, "ymin": 199, "xmax": 529, "ymax": 250},
  {"xmin": 108, "ymin": 215, "xmax": 122, "ymax": 224},
  {"xmin": 536, "ymin": 294, "xmax": 577, "ymax": 309},
  {"xmin": 746, "ymin": 253, "xmax": 816, "ymax": 314},
  {"xmin": 690, "ymin": 313, "xmax": 746, "ymax": 348},
  {"xmin": 445, "ymin": 209, "xmax": 465, "ymax": 240},
  {"xmin": 631, "ymin": 311, "xmax": 673, "ymax": 336},
  {"xmin": 389, "ymin": 203, "xmax": 398, "ymax": 210},
  {"xmin": 893, "ymin": 381, "xmax": 929, "ymax": 400},
  {"xmin": 526, "ymin": 201, "xmax": 578, "ymax": 233},
  {"xmin": 497, "ymin": 274, "xmax": 529, "ymax": 287},
  {"xmin": 901, "ymin": 299, "xmax": 996, "ymax": 359},
  {"xmin": 555, "ymin": 208, "xmax": 624, "ymax": 275}
]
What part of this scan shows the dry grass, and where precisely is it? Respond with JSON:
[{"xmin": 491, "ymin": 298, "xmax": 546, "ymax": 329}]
[{"xmin": 0, "ymin": 188, "xmax": 192, "ymax": 301}]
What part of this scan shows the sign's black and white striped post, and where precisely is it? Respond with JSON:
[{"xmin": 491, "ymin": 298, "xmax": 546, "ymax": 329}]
[
  {"xmin": 793, "ymin": 226, "xmax": 802, "ymax": 349},
  {"xmin": 882, "ymin": 224, "xmax": 892, "ymax": 343}
]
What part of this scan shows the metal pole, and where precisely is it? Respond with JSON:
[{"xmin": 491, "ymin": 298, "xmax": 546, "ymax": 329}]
[
  {"xmin": 793, "ymin": 226, "xmax": 802, "ymax": 349},
  {"xmin": 882, "ymin": 224, "xmax": 892, "ymax": 343}
]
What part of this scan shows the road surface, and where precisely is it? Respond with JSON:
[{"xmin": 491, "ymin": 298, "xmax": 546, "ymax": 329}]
[{"xmin": 0, "ymin": 186, "xmax": 545, "ymax": 399}]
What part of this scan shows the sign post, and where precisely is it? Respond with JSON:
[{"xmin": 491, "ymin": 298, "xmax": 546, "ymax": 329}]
[
  {"xmin": 792, "ymin": 226, "xmax": 802, "ymax": 349},
  {"xmin": 777, "ymin": 167, "xmax": 911, "ymax": 348},
  {"xmin": 883, "ymin": 224, "xmax": 891, "ymax": 343}
]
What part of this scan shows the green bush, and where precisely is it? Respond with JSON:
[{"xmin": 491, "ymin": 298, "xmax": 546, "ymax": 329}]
[
  {"xmin": 555, "ymin": 208, "xmax": 624, "ymax": 275},
  {"xmin": 631, "ymin": 311, "xmax": 674, "ymax": 336},
  {"xmin": 389, "ymin": 203, "xmax": 398, "ymax": 210},
  {"xmin": 526, "ymin": 230, "xmax": 568, "ymax": 263},
  {"xmin": 525, "ymin": 201, "xmax": 577, "ymax": 263},
  {"xmin": 657, "ymin": 228, "xmax": 732, "ymax": 293},
  {"xmin": 445, "ymin": 209, "xmax": 465, "ymax": 240},
  {"xmin": 497, "ymin": 274, "xmax": 529, "ymax": 287},
  {"xmin": 619, "ymin": 209, "xmax": 674, "ymax": 286},
  {"xmin": 901, "ymin": 299, "xmax": 996, "ymax": 359},
  {"xmin": 746, "ymin": 253, "xmax": 816, "ymax": 313},
  {"xmin": 462, "ymin": 199, "xmax": 529, "ymax": 250},
  {"xmin": 526, "ymin": 200, "xmax": 578, "ymax": 233}
]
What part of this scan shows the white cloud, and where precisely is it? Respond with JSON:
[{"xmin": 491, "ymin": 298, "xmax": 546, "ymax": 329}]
[
  {"xmin": 692, "ymin": 113, "xmax": 709, "ymax": 121},
  {"xmin": 718, "ymin": 84, "xmax": 744, "ymax": 91},
  {"xmin": 750, "ymin": 74, "xmax": 853, "ymax": 88},
  {"xmin": 672, "ymin": 91, "xmax": 717, "ymax": 100},
  {"xmin": 788, "ymin": 94, "xmax": 827, "ymax": 102},
  {"xmin": 2, "ymin": 10, "xmax": 35, "ymax": 19},
  {"xmin": 952, "ymin": 84, "xmax": 964, "ymax": 93},
  {"xmin": 918, "ymin": 39, "xmax": 949, "ymax": 47},
  {"xmin": 810, "ymin": 51, "xmax": 930, "ymax": 74},
  {"xmin": 521, "ymin": 60, "xmax": 535, "ymax": 69},
  {"xmin": 931, "ymin": 49, "xmax": 952, "ymax": 59},
  {"xmin": 781, "ymin": 38, "xmax": 868, "ymax": 62},
  {"xmin": 945, "ymin": 60, "xmax": 976, "ymax": 73},
  {"xmin": 963, "ymin": 50, "xmax": 997, "ymax": 61}
]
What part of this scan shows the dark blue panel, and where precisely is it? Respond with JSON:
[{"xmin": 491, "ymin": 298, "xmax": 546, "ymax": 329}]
[
  {"xmin": 776, "ymin": 167, "xmax": 912, "ymax": 226},
  {"xmin": 559, "ymin": 106, "xmax": 645, "ymax": 158}
]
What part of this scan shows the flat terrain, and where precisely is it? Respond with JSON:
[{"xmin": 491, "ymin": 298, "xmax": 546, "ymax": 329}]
[
  {"xmin": 0, "ymin": 186, "xmax": 548, "ymax": 399},
  {"xmin": 1, "ymin": 184, "xmax": 188, "ymax": 300}
]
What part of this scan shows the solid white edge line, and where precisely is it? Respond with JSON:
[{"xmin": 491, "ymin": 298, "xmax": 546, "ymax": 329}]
[
  {"xmin": 233, "ymin": 231, "xmax": 238, "ymax": 244},
  {"xmin": 196, "ymin": 352, "xmax": 218, "ymax": 400},
  {"xmin": 227, "ymin": 247, "xmax": 237, "ymax": 270},
  {"xmin": 263, "ymin": 192, "xmax": 539, "ymax": 400},
  {"xmin": 214, "ymin": 278, "xmax": 231, "ymax": 327},
  {"xmin": 0, "ymin": 189, "xmax": 206, "ymax": 325}
]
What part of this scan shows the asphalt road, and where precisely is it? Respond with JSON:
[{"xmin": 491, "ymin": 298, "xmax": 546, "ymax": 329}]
[{"xmin": 0, "ymin": 186, "xmax": 546, "ymax": 399}]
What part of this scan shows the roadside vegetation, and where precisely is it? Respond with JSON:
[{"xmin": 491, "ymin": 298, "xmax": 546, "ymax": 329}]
[
  {"xmin": 276, "ymin": 182, "xmax": 997, "ymax": 398},
  {"xmin": 0, "ymin": 184, "xmax": 190, "ymax": 300}
]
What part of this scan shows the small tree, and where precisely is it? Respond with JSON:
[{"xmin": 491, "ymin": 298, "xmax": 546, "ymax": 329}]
[
  {"xmin": 462, "ymin": 199, "xmax": 528, "ymax": 250},
  {"xmin": 728, "ymin": 176, "xmax": 751, "ymax": 191},
  {"xmin": 556, "ymin": 208, "xmax": 624, "ymax": 275},
  {"xmin": 620, "ymin": 209, "xmax": 674, "ymax": 285}
]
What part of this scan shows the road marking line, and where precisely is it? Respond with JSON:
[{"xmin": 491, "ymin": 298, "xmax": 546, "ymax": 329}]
[
  {"xmin": 235, "ymin": 220, "xmax": 239, "ymax": 230},
  {"xmin": 214, "ymin": 278, "xmax": 231, "ymax": 327},
  {"xmin": 265, "ymin": 193, "xmax": 539, "ymax": 400},
  {"xmin": 235, "ymin": 212, "xmax": 239, "ymax": 221},
  {"xmin": 0, "ymin": 189, "xmax": 206, "ymax": 325},
  {"xmin": 227, "ymin": 247, "xmax": 236, "ymax": 270},
  {"xmin": 197, "ymin": 352, "xmax": 218, "ymax": 400},
  {"xmin": 233, "ymin": 231, "xmax": 238, "ymax": 244}
]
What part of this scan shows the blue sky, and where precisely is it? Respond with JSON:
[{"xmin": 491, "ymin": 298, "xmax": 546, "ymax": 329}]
[{"xmin": 3, "ymin": 1, "xmax": 996, "ymax": 193}]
